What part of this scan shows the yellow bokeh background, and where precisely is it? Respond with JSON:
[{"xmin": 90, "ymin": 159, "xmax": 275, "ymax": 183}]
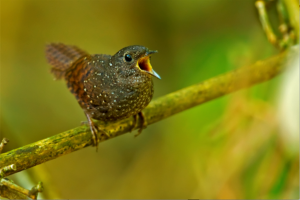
[{"xmin": 0, "ymin": 0, "xmax": 299, "ymax": 199}]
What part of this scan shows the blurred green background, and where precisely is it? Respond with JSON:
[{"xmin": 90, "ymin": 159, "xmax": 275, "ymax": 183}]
[{"xmin": 0, "ymin": 0, "xmax": 299, "ymax": 199}]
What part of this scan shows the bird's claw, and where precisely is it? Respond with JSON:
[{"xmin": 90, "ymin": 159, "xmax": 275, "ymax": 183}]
[
  {"xmin": 90, "ymin": 125, "xmax": 99, "ymax": 147},
  {"xmin": 85, "ymin": 113, "xmax": 110, "ymax": 151},
  {"xmin": 88, "ymin": 123, "xmax": 110, "ymax": 151},
  {"xmin": 134, "ymin": 112, "xmax": 147, "ymax": 137},
  {"xmin": 131, "ymin": 115, "xmax": 138, "ymax": 132},
  {"xmin": 81, "ymin": 121, "xmax": 88, "ymax": 125}
]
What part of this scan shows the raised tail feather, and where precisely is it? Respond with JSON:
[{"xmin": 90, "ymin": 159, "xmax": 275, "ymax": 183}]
[{"xmin": 45, "ymin": 43, "xmax": 88, "ymax": 79}]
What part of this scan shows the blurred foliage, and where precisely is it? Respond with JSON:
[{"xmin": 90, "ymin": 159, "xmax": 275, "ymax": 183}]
[{"xmin": 0, "ymin": 0, "xmax": 298, "ymax": 199}]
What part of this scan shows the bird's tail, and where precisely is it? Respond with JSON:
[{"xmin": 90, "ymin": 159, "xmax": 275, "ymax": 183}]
[{"xmin": 45, "ymin": 43, "xmax": 88, "ymax": 79}]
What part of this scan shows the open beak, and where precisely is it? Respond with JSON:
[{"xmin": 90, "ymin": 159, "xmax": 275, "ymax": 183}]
[{"xmin": 137, "ymin": 50, "xmax": 161, "ymax": 80}]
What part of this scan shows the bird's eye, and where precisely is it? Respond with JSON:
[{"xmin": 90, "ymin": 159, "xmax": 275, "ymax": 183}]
[{"xmin": 124, "ymin": 54, "xmax": 132, "ymax": 62}]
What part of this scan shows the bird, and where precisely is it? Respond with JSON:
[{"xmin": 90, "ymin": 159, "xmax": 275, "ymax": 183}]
[{"xmin": 45, "ymin": 43, "xmax": 160, "ymax": 147}]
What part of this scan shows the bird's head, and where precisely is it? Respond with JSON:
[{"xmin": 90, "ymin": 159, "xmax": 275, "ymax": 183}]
[{"xmin": 113, "ymin": 45, "xmax": 161, "ymax": 79}]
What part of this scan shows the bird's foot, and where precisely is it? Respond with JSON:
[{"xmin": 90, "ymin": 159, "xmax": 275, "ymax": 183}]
[
  {"xmin": 131, "ymin": 115, "xmax": 138, "ymax": 132},
  {"xmin": 134, "ymin": 112, "xmax": 147, "ymax": 137},
  {"xmin": 85, "ymin": 113, "xmax": 110, "ymax": 151},
  {"xmin": 80, "ymin": 121, "xmax": 88, "ymax": 125},
  {"xmin": 89, "ymin": 123, "xmax": 99, "ymax": 148}
]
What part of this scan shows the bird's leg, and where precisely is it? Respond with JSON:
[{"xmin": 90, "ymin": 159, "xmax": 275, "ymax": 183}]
[
  {"xmin": 84, "ymin": 113, "xmax": 111, "ymax": 151},
  {"xmin": 80, "ymin": 121, "xmax": 88, "ymax": 125},
  {"xmin": 85, "ymin": 113, "xmax": 99, "ymax": 148},
  {"xmin": 138, "ymin": 111, "xmax": 148, "ymax": 130},
  {"xmin": 131, "ymin": 114, "xmax": 138, "ymax": 132},
  {"xmin": 134, "ymin": 112, "xmax": 147, "ymax": 137}
]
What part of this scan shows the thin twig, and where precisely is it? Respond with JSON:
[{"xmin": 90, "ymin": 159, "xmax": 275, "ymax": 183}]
[
  {"xmin": 0, "ymin": 47, "xmax": 297, "ymax": 177},
  {"xmin": 0, "ymin": 164, "xmax": 16, "ymax": 178},
  {"xmin": 255, "ymin": 1, "xmax": 278, "ymax": 47},
  {"xmin": 282, "ymin": 0, "xmax": 299, "ymax": 43},
  {"xmin": 1, "ymin": 179, "xmax": 43, "ymax": 199},
  {"xmin": 0, "ymin": 179, "xmax": 29, "ymax": 199},
  {"xmin": 29, "ymin": 181, "xmax": 44, "ymax": 199},
  {"xmin": 0, "ymin": 138, "xmax": 44, "ymax": 199},
  {"xmin": 0, "ymin": 138, "xmax": 9, "ymax": 154},
  {"xmin": 255, "ymin": 0, "xmax": 298, "ymax": 49}
]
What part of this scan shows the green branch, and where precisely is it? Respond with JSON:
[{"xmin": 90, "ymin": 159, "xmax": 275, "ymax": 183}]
[{"xmin": 0, "ymin": 47, "xmax": 297, "ymax": 177}]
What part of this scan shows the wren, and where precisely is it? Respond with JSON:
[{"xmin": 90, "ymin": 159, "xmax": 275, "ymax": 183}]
[{"xmin": 45, "ymin": 43, "xmax": 160, "ymax": 147}]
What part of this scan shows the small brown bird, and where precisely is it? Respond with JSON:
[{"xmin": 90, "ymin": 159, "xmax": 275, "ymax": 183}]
[{"xmin": 46, "ymin": 43, "xmax": 160, "ymax": 147}]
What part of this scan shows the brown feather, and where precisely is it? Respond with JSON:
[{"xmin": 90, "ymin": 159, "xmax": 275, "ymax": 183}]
[{"xmin": 45, "ymin": 43, "xmax": 88, "ymax": 79}]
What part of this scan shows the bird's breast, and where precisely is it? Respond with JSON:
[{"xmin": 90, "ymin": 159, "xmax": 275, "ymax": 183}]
[{"xmin": 85, "ymin": 72, "xmax": 154, "ymax": 121}]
